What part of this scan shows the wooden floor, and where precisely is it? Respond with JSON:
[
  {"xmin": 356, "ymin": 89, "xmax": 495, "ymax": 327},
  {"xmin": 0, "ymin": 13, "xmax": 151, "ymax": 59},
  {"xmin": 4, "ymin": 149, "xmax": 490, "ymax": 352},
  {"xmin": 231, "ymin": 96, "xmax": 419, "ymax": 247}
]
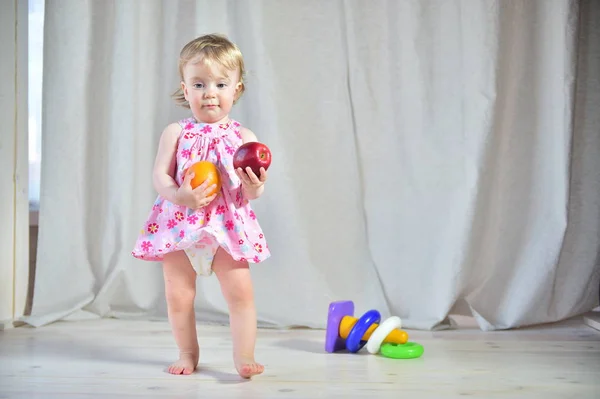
[{"xmin": 0, "ymin": 316, "xmax": 599, "ymax": 398}]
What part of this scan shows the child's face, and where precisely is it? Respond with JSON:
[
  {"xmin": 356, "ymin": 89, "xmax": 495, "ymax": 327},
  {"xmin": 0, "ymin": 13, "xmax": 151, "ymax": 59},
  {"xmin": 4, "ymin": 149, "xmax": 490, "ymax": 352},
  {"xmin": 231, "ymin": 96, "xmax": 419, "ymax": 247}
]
[{"xmin": 181, "ymin": 57, "xmax": 242, "ymax": 124}]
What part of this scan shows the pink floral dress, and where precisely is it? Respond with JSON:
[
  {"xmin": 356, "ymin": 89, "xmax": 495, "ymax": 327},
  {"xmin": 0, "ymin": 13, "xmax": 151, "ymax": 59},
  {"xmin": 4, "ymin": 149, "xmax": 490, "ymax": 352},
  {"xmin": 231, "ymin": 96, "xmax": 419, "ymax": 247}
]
[{"xmin": 131, "ymin": 118, "xmax": 270, "ymax": 275}]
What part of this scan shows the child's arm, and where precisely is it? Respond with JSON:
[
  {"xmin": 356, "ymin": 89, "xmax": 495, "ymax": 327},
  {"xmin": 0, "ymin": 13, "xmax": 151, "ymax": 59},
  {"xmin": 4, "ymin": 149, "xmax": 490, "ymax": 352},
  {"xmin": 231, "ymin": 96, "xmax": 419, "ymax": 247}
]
[
  {"xmin": 238, "ymin": 127, "xmax": 267, "ymax": 200},
  {"xmin": 152, "ymin": 123, "xmax": 183, "ymax": 203},
  {"xmin": 153, "ymin": 123, "xmax": 217, "ymax": 208}
]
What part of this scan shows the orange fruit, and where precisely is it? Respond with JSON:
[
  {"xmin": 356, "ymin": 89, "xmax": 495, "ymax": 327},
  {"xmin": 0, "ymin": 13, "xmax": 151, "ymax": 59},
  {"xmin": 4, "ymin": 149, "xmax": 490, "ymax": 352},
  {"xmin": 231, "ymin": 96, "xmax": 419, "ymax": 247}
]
[{"xmin": 184, "ymin": 161, "xmax": 221, "ymax": 196}]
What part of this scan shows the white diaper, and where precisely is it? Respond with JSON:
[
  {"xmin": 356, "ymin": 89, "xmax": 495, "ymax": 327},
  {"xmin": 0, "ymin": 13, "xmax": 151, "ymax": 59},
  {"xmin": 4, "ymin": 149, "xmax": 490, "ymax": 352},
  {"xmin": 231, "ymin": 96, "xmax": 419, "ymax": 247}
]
[{"xmin": 184, "ymin": 232, "xmax": 220, "ymax": 276}]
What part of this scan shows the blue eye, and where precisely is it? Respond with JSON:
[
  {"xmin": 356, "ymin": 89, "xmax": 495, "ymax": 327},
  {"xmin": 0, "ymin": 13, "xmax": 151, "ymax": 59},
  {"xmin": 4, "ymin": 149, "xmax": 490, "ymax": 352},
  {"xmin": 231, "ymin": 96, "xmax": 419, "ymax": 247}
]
[
  {"xmin": 193, "ymin": 83, "xmax": 203, "ymax": 89},
  {"xmin": 217, "ymin": 83, "xmax": 227, "ymax": 88}
]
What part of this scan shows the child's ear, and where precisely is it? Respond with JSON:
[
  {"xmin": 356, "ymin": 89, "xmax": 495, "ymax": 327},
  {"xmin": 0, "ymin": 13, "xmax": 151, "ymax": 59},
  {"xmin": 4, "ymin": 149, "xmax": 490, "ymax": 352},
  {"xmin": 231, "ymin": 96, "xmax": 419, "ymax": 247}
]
[
  {"xmin": 181, "ymin": 81, "xmax": 188, "ymax": 100},
  {"xmin": 235, "ymin": 81, "xmax": 243, "ymax": 99}
]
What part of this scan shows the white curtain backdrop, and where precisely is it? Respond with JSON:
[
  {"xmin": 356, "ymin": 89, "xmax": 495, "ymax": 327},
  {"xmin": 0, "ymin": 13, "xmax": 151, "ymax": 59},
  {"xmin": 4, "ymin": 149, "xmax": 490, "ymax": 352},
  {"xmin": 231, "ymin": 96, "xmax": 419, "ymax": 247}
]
[{"xmin": 24, "ymin": 0, "xmax": 600, "ymax": 331}]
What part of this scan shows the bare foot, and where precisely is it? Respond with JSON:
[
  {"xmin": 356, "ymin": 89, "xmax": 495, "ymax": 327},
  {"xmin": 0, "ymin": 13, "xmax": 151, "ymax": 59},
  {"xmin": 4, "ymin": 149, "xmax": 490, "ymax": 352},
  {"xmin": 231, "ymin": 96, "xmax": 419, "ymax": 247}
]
[
  {"xmin": 235, "ymin": 357, "xmax": 264, "ymax": 378},
  {"xmin": 167, "ymin": 352, "xmax": 199, "ymax": 375}
]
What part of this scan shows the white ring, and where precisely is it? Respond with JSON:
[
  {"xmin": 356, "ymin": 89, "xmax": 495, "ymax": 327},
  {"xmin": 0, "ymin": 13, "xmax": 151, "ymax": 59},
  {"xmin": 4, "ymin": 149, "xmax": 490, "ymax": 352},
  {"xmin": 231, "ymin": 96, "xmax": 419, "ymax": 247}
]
[{"xmin": 366, "ymin": 316, "xmax": 402, "ymax": 354}]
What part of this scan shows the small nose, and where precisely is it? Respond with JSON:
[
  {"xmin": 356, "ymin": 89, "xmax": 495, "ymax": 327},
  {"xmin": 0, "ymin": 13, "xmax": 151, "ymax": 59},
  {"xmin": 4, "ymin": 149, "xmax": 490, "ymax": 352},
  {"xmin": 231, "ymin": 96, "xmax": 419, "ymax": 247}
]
[{"xmin": 204, "ymin": 85, "xmax": 217, "ymax": 98}]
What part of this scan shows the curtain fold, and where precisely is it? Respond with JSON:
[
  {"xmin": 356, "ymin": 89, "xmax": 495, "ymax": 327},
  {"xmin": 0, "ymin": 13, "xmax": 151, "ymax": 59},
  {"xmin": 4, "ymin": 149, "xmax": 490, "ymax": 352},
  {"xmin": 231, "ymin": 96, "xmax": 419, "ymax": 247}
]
[{"xmin": 24, "ymin": 0, "xmax": 599, "ymax": 331}]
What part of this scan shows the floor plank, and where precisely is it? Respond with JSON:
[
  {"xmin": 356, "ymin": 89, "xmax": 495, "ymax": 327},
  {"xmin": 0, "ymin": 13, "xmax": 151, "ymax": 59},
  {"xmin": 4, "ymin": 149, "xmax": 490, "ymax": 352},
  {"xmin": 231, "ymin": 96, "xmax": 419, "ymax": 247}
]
[{"xmin": 0, "ymin": 317, "xmax": 599, "ymax": 398}]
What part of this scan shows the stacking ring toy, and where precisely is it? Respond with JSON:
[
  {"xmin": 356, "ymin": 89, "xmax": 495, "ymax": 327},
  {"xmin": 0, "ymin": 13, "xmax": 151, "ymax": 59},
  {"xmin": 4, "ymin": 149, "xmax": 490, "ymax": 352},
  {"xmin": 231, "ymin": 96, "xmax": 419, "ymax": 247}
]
[
  {"xmin": 366, "ymin": 315, "xmax": 402, "ymax": 354},
  {"xmin": 380, "ymin": 342, "xmax": 424, "ymax": 359},
  {"xmin": 325, "ymin": 300, "xmax": 424, "ymax": 359},
  {"xmin": 345, "ymin": 309, "xmax": 381, "ymax": 353}
]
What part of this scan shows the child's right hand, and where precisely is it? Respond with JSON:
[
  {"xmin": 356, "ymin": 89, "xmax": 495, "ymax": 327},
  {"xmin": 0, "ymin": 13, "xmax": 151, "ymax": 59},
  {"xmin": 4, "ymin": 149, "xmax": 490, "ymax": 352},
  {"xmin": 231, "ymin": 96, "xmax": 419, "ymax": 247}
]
[{"xmin": 175, "ymin": 172, "xmax": 218, "ymax": 210}]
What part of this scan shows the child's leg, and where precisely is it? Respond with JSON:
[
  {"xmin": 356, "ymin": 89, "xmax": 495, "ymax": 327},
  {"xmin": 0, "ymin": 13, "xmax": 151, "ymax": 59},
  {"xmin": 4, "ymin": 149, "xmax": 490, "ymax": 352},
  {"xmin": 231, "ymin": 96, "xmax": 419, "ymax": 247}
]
[
  {"xmin": 212, "ymin": 247, "xmax": 264, "ymax": 378},
  {"xmin": 163, "ymin": 250, "xmax": 199, "ymax": 375}
]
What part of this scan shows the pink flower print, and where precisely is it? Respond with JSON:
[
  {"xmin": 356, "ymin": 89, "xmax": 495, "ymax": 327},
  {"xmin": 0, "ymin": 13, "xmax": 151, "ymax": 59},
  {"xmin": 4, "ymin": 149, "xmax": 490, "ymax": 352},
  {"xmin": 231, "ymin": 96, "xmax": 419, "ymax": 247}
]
[
  {"xmin": 208, "ymin": 137, "xmax": 220, "ymax": 151},
  {"xmin": 216, "ymin": 205, "xmax": 226, "ymax": 215},
  {"xmin": 240, "ymin": 257, "xmax": 246, "ymax": 262},
  {"xmin": 166, "ymin": 243, "xmax": 172, "ymax": 248},
  {"xmin": 152, "ymin": 204, "xmax": 159, "ymax": 211},
  {"xmin": 167, "ymin": 219, "xmax": 177, "ymax": 229},
  {"xmin": 225, "ymin": 145, "xmax": 235, "ymax": 155},
  {"xmin": 239, "ymin": 239, "xmax": 244, "ymax": 245},
  {"xmin": 259, "ymin": 233, "xmax": 264, "ymax": 239},
  {"xmin": 147, "ymin": 223, "xmax": 159, "ymax": 234},
  {"xmin": 175, "ymin": 211, "xmax": 184, "ymax": 221},
  {"xmin": 254, "ymin": 243, "xmax": 263, "ymax": 253},
  {"xmin": 253, "ymin": 256, "xmax": 260, "ymax": 263},
  {"xmin": 185, "ymin": 122, "xmax": 194, "ymax": 130},
  {"xmin": 234, "ymin": 130, "xmax": 242, "ymax": 139},
  {"xmin": 179, "ymin": 230, "xmax": 185, "ymax": 238},
  {"xmin": 206, "ymin": 212, "xmax": 211, "ymax": 223},
  {"xmin": 233, "ymin": 121, "xmax": 240, "ymax": 128},
  {"xmin": 181, "ymin": 149, "xmax": 191, "ymax": 159},
  {"xmin": 141, "ymin": 241, "xmax": 153, "ymax": 252},
  {"xmin": 187, "ymin": 214, "xmax": 198, "ymax": 224},
  {"xmin": 249, "ymin": 210, "xmax": 256, "ymax": 220},
  {"xmin": 184, "ymin": 132, "xmax": 197, "ymax": 139},
  {"xmin": 201, "ymin": 125, "xmax": 212, "ymax": 134},
  {"xmin": 225, "ymin": 220, "xmax": 234, "ymax": 230},
  {"xmin": 234, "ymin": 211, "xmax": 241, "ymax": 220},
  {"xmin": 236, "ymin": 190, "xmax": 242, "ymax": 204}
]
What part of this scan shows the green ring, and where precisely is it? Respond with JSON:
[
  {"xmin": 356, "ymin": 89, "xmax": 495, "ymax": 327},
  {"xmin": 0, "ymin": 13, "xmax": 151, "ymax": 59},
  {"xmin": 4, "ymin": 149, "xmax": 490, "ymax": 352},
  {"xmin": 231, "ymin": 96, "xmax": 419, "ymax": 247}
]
[{"xmin": 379, "ymin": 342, "xmax": 424, "ymax": 359}]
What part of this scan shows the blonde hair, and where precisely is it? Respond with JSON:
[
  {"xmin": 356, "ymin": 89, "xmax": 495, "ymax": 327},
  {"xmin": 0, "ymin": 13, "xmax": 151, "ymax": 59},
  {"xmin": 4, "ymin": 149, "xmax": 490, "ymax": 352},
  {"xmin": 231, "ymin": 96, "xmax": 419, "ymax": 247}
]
[{"xmin": 172, "ymin": 34, "xmax": 246, "ymax": 108}]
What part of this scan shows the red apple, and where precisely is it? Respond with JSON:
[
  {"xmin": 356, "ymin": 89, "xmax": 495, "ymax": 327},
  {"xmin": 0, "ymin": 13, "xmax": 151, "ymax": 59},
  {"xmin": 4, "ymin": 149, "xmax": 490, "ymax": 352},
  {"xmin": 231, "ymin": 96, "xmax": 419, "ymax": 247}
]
[{"xmin": 233, "ymin": 142, "xmax": 272, "ymax": 177}]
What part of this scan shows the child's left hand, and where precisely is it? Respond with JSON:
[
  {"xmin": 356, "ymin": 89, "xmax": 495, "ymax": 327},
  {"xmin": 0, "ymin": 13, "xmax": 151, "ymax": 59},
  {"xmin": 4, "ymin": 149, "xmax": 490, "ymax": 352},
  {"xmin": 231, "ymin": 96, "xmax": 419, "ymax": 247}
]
[{"xmin": 236, "ymin": 167, "xmax": 268, "ymax": 198}]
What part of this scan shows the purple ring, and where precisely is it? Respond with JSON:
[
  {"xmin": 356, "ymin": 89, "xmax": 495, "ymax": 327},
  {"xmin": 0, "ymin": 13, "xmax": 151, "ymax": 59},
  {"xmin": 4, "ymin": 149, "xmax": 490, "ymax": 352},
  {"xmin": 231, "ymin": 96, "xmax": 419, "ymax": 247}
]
[{"xmin": 345, "ymin": 309, "xmax": 381, "ymax": 353}]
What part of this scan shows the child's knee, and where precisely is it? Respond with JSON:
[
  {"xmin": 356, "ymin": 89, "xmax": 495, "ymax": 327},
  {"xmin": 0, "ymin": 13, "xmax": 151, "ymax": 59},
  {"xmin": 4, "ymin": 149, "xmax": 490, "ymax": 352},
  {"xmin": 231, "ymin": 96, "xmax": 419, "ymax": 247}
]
[
  {"xmin": 166, "ymin": 286, "xmax": 195, "ymax": 311},
  {"xmin": 224, "ymin": 282, "xmax": 254, "ymax": 309}
]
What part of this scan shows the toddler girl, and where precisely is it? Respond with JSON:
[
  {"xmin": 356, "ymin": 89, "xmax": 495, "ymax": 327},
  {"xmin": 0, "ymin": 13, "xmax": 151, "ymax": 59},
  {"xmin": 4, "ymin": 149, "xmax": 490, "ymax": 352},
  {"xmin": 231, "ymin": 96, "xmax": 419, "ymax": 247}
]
[{"xmin": 132, "ymin": 33, "xmax": 270, "ymax": 378}]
